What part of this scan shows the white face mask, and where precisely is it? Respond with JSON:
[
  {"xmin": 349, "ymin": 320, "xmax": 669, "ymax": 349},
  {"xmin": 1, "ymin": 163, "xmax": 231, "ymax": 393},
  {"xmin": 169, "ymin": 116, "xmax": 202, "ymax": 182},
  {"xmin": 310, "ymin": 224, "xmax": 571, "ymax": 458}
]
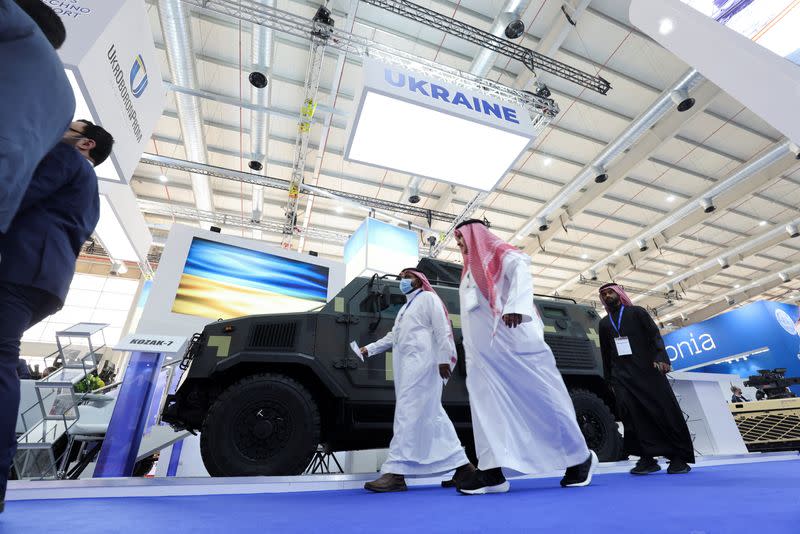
[{"xmin": 399, "ymin": 278, "xmax": 414, "ymax": 294}]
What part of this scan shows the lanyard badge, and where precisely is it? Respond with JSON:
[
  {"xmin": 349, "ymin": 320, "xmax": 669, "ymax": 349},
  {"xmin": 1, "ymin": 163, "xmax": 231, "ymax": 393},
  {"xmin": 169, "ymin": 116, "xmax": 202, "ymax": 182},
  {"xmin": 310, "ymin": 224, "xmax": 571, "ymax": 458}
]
[{"xmin": 610, "ymin": 306, "xmax": 632, "ymax": 356}]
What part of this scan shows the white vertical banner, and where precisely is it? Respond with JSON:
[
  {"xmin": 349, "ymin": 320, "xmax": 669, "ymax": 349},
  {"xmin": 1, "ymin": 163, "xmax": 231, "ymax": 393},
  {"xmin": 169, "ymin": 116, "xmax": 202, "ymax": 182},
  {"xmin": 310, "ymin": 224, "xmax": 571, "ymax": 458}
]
[
  {"xmin": 629, "ymin": 0, "xmax": 800, "ymax": 146},
  {"xmin": 55, "ymin": 0, "xmax": 164, "ymax": 184}
]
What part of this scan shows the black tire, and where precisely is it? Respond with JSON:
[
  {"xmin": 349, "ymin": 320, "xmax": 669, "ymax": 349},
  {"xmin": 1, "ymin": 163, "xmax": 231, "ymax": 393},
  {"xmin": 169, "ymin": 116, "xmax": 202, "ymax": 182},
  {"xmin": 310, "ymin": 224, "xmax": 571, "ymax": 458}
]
[
  {"xmin": 200, "ymin": 373, "xmax": 320, "ymax": 476},
  {"xmin": 570, "ymin": 388, "xmax": 623, "ymax": 462}
]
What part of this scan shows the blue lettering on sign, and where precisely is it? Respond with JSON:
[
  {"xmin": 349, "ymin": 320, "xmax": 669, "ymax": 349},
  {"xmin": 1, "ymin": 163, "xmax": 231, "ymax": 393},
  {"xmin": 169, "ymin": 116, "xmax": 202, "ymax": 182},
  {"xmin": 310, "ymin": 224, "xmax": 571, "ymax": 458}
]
[
  {"xmin": 385, "ymin": 70, "xmax": 405, "ymax": 88},
  {"xmin": 430, "ymin": 84, "xmax": 449, "ymax": 102},
  {"xmin": 503, "ymin": 106, "xmax": 519, "ymax": 124},
  {"xmin": 408, "ymin": 76, "xmax": 429, "ymax": 96},
  {"xmin": 451, "ymin": 92, "xmax": 472, "ymax": 110},
  {"xmin": 383, "ymin": 68, "xmax": 522, "ymax": 125}
]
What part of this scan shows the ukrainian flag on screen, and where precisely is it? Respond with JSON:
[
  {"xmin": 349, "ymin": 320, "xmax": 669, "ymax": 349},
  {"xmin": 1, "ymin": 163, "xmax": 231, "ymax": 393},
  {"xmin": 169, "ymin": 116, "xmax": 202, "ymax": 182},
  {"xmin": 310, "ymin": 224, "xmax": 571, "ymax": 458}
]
[{"xmin": 171, "ymin": 238, "xmax": 330, "ymax": 320}]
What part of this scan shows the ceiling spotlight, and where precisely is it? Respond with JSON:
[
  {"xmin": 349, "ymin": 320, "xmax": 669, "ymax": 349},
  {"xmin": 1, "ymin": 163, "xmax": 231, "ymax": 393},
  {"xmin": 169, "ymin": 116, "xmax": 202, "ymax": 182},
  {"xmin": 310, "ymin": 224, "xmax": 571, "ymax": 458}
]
[
  {"xmin": 717, "ymin": 257, "xmax": 730, "ymax": 269},
  {"xmin": 670, "ymin": 88, "xmax": 695, "ymax": 112},
  {"xmin": 667, "ymin": 271, "xmax": 674, "ymax": 276},
  {"xmin": 248, "ymin": 160, "xmax": 263, "ymax": 171},
  {"xmin": 407, "ymin": 180, "xmax": 421, "ymax": 204},
  {"xmin": 536, "ymin": 216, "xmax": 549, "ymax": 232},
  {"xmin": 335, "ymin": 206, "xmax": 344, "ymax": 214},
  {"xmin": 779, "ymin": 272, "xmax": 791, "ymax": 282},
  {"xmin": 535, "ymin": 84, "xmax": 551, "ymax": 99},
  {"xmin": 593, "ymin": 166, "xmax": 608, "ymax": 184},
  {"xmin": 725, "ymin": 295, "xmax": 735, "ymax": 305},
  {"xmin": 249, "ymin": 71, "xmax": 268, "ymax": 89},
  {"xmin": 734, "ymin": 284, "xmax": 741, "ymax": 289},
  {"xmin": 659, "ymin": 18, "xmax": 674, "ymax": 35},
  {"xmin": 666, "ymin": 195, "xmax": 676, "ymax": 203},
  {"xmin": 581, "ymin": 254, "xmax": 589, "ymax": 260},
  {"xmin": 759, "ymin": 220, "xmax": 767, "ymax": 227},
  {"xmin": 504, "ymin": 18, "xmax": 526, "ymax": 39},
  {"xmin": 700, "ymin": 197, "xmax": 715, "ymax": 213},
  {"xmin": 786, "ymin": 223, "xmax": 800, "ymax": 238},
  {"xmin": 636, "ymin": 238, "xmax": 648, "ymax": 252},
  {"xmin": 159, "ymin": 174, "xmax": 168, "ymax": 183},
  {"xmin": 588, "ymin": 269, "xmax": 598, "ymax": 281},
  {"xmin": 790, "ymin": 143, "xmax": 800, "ymax": 160},
  {"xmin": 543, "ymin": 157, "xmax": 552, "ymax": 166}
]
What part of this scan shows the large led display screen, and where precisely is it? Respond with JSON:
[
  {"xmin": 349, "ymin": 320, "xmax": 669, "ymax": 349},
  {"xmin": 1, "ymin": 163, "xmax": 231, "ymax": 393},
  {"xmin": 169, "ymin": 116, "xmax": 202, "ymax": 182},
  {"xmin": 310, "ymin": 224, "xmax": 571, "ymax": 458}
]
[{"xmin": 171, "ymin": 238, "xmax": 330, "ymax": 320}]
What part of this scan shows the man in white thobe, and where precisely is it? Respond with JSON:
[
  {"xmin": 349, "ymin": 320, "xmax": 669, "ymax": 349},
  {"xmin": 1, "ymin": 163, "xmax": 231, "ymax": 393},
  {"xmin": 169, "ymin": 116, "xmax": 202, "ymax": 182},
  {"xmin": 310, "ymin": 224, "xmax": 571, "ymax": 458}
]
[
  {"xmin": 359, "ymin": 268, "xmax": 474, "ymax": 492},
  {"xmin": 453, "ymin": 219, "xmax": 598, "ymax": 495}
]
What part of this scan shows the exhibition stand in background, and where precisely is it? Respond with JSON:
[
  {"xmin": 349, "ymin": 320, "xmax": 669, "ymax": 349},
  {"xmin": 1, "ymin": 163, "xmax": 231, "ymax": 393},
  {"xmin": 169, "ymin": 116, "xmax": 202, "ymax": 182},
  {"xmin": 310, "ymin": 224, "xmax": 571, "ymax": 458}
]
[
  {"xmin": 343, "ymin": 217, "xmax": 419, "ymax": 282},
  {"xmin": 5, "ymin": 2, "xmax": 799, "ymax": 531},
  {"xmin": 664, "ymin": 301, "xmax": 800, "ymax": 392}
]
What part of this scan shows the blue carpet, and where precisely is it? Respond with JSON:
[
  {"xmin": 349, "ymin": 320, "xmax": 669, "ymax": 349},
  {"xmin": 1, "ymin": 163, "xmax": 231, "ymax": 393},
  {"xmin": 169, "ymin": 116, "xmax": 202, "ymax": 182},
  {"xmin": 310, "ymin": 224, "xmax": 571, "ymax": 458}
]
[{"xmin": 2, "ymin": 460, "xmax": 799, "ymax": 533}]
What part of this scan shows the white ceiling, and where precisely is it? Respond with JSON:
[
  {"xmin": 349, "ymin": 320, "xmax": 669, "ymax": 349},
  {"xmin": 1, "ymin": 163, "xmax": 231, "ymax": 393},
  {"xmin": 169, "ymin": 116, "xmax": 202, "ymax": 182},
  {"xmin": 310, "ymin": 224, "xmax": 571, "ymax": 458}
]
[{"xmin": 134, "ymin": 0, "xmax": 800, "ymax": 326}]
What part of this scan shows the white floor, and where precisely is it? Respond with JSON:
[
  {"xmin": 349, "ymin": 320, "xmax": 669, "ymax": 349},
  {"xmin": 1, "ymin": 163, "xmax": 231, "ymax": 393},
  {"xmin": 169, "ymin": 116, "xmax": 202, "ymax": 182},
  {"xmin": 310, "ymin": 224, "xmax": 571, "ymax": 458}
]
[{"xmin": 7, "ymin": 451, "xmax": 798, "ymax": 502}]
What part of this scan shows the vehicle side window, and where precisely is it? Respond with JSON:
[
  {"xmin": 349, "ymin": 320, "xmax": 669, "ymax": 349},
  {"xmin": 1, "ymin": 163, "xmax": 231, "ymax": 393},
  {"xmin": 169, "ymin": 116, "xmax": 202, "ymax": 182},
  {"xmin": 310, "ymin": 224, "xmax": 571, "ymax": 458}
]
[
  {"xmin": 353, "ymin": 286, "xmax": 406, "ymax": 319},
  {"xmin": 383, "ymin": 291, "xmax": 406, "ymax": 318}
]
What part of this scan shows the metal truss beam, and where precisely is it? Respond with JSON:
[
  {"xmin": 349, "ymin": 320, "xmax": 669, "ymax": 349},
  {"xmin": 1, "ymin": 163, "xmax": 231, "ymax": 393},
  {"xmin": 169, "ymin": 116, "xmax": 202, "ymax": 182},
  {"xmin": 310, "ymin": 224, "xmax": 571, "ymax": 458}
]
[
  {"xmin": 139, "ymin": 153, "xmax": 457, "ymax": 223},
  {"xmin": 360, "ymin": 0, "xmax": 611, "ymax": 94},
  {"xmin": 138, "ymin": 199, "xmax": 351, "ymax": 242},
  {"xmin": 181, "ymin": 0, "xmax": 558, "ymax": 119},
  {"xmin": 283, "ymin": 6, "xmax": 334, "ymax": 248}
]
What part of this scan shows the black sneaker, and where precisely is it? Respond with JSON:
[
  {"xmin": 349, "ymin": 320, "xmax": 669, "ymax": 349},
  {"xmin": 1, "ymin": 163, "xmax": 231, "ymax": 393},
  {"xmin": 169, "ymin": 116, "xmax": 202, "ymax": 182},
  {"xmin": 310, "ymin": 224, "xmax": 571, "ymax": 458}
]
[
  {"xmin": 457, "ymin": 468, "xmax": 510, "ymax": 495},
  {"xmin": 441, "ymin": 463, "xmax": 476, "ymax": 488},
  {"xmin": 630, "ymin": 457, "xmax": 661, "ymax": 475},
  {"xmin": 667, "ymin": 459, "xmax": 691, "ymax": 474},
  {"xmin": 560, "ymin": 450, "xmax": 598, "ymax": 487}
]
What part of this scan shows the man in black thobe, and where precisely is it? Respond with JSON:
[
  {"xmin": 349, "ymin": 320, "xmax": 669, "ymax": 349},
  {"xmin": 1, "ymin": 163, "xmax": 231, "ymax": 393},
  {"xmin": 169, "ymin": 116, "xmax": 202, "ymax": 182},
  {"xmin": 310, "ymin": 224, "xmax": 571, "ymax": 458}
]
[{"xmin": 598, "ymin": 283, "xmax": 694, "ymax": 475}]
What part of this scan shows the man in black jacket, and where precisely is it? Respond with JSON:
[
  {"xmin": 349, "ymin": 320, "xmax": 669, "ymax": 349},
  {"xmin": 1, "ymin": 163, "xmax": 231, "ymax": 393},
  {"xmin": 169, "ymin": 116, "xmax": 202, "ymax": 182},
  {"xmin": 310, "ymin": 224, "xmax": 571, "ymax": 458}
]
[
  {"xmin": 598, "ymin": 283, "xmax": 694, "ymax": 476},
  {"xmin": 0, "ymin": 120, "xmax": 113, "ymax": 512}
]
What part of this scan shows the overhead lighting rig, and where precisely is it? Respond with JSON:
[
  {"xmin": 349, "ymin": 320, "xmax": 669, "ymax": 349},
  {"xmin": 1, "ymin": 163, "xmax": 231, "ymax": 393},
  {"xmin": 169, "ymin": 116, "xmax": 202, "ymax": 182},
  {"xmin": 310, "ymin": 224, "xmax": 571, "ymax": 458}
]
[
  {"xmin": 139, "ymin": 153, "xmax": 457, "ymax": 224},
  {"xmin": 577, "ymin": 274, "xmax": 687, "ymax": 303},
  {"xmin": 359, "ymin": 0, "xmax": 611, "ymax": 94},
  {"xmin": 180, "ymin": 0, "xmax": 558, "ymax": 119}
]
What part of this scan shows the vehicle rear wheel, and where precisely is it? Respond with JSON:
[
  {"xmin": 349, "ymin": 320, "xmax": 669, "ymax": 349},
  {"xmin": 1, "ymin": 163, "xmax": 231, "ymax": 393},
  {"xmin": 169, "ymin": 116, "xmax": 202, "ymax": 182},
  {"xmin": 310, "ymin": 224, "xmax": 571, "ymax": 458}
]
[
  {"xmin": 570, "ymin": 388, "xmax": 623, "ymax": 462},
  {"xmin": 200, "ymin": 373, "xmax": 320, "ymax": 476}
]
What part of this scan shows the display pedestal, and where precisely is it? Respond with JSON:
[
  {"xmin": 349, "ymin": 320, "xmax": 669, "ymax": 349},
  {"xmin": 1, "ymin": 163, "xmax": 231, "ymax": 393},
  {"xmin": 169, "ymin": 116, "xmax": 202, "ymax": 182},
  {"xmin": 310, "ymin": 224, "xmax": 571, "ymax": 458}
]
[
  {"xmin": 94, "ymin": 351, "xmax": 165, "ymax": 477},
  {"xmin": 668, "ymin": 371, "xmax": 748, "ymax": 456}
]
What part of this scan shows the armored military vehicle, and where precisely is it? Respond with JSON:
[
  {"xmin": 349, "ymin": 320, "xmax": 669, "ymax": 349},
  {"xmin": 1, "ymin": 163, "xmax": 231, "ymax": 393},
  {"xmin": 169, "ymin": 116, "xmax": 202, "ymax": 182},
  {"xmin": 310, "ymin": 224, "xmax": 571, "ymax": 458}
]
[{"xmin": 162, "ymin": 259, "xmax": 621, "ymax": 476}]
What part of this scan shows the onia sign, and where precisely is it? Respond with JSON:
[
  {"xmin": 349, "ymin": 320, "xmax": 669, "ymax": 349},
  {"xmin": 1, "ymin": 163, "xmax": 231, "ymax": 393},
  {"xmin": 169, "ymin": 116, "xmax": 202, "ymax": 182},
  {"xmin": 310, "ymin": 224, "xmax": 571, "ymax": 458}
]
[
  {"xmin": 663, "ymin": 301, "xmax": 800, "ymax": 376},
  {"xmin": 665, "ymin": 332, "xmax": 718, "ymax": 363}
]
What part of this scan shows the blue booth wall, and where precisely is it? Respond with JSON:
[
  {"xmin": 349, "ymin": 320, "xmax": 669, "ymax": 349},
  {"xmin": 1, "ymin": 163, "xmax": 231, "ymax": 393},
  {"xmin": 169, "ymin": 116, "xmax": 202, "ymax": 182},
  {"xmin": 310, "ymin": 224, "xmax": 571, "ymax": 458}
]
[{"xmin": 663, "ymin": 301, "xmax": 800, "ymax": 393}]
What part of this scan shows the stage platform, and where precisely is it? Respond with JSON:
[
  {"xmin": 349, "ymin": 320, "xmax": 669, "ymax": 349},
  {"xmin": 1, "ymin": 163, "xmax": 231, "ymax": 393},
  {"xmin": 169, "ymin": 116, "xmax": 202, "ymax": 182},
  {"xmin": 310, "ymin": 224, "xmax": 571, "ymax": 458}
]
[{"xmin": 3, "ymin": 453, "xmax": 799, "ymax": 533}]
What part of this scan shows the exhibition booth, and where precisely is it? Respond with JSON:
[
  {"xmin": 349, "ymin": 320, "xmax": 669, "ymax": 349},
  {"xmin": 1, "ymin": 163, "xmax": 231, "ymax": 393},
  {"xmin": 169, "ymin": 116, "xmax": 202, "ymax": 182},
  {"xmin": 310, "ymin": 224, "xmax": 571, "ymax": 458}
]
[{"xmin": 5, "ymin": 0, "xmax": 800, "ymax": 531}]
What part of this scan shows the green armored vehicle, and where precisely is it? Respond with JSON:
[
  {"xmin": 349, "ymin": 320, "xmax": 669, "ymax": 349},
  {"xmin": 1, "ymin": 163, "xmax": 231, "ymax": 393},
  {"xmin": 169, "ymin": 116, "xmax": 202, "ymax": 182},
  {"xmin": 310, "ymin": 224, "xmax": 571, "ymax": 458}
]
[{"xmin": 162, "ymin": 258, "xmax": 621, "ymax": 476}]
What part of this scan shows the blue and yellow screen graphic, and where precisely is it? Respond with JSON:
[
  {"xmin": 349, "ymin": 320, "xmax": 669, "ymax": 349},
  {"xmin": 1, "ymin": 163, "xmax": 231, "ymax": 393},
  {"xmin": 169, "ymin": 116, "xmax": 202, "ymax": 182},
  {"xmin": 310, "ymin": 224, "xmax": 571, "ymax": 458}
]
[{"xmin": 171, "ymin": 238, "xmax": 330, "ymax": 320}]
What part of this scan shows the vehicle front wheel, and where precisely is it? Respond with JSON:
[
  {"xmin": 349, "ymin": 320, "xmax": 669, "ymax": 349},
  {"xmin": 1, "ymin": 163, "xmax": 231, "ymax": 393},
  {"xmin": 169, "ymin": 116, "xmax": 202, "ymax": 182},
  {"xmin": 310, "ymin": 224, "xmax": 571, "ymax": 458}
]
[
  {"xmin": 570, "ymin": 388, "xmax": 623, "ymax": 462},
  {"xmin": 200, "ymin": 373, "xmax": 320, "ymax": 476}
]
